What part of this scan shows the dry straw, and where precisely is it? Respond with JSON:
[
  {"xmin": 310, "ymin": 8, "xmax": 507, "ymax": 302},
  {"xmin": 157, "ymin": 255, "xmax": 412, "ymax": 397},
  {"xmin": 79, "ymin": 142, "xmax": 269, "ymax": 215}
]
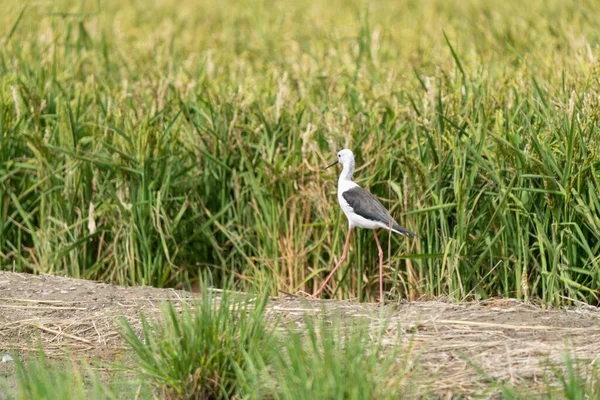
[{"xmin": 1, "ymin": 271, "xmax": 599, "ymax": 395}]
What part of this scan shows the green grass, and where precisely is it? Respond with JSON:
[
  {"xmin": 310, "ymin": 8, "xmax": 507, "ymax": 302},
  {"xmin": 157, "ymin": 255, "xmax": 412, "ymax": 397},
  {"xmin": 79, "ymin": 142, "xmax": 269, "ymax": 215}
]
[
  {"xmin": 118, "ymin": 281, "xmax": 269, "ymax": 399},
  {"xmin": 5, "ymin": 348, "xmax": 142, "ymax": 400},
  {"xmin": 1, "ymin": 0, "xmax": 600, "ymax": 304},
  {"xmin": 249, "ymin": 317, "xmax": 418, "ymax": 399}
]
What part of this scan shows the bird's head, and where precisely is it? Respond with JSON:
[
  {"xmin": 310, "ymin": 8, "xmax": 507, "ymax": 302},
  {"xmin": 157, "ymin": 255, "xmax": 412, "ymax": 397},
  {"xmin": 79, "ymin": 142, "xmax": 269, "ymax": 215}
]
[{"xmin": 325, "ymin": 149, "xmax": 354, "ymax": 169}]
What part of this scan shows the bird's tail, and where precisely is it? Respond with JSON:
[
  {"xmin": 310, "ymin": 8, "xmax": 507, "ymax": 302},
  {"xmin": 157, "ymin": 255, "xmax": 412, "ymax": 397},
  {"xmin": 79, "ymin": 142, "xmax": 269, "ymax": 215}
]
[{"xmin": 391, "ymin": 222, "xmax": 418, "ymax": 238}]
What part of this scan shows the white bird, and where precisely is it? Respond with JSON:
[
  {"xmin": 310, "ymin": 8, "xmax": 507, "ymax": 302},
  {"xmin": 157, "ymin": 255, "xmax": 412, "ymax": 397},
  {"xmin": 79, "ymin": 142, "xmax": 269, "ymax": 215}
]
[{"xmin": 310, "ymin": 149, "xmax": 417, "ymax": 303}]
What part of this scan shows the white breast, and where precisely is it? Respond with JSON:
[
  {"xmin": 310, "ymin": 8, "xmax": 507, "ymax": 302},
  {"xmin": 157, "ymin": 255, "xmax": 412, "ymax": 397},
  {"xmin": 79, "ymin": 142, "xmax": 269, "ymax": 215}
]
[
  {"xmin": 337, "ymin": 179, "xmax": 358, "ymax": 217},
  {"xmin": 337, "ymin": 179, "xmax": 382, "ymax": 230}
]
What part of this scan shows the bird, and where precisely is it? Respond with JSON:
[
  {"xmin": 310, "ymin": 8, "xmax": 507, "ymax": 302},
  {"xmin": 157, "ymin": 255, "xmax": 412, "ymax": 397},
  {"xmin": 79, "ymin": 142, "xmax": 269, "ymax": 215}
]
[{"xmin": 310, "ymin": 149, "xmax": 417, "ymax": 303}]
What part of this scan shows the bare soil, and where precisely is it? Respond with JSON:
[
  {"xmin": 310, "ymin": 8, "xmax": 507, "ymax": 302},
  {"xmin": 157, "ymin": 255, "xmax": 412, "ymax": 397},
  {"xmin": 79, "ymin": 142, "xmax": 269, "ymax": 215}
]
[{"xmin": 1, "ymin": 271, "xmax": 599, "ymax": 398}]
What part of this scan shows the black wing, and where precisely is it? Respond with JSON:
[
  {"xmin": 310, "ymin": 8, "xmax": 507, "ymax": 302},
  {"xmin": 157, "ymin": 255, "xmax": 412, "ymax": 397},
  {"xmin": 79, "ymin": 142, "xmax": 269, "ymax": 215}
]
[{"xmin": 342, "ymin": 186, "xmax": 417, "ymax": 237}]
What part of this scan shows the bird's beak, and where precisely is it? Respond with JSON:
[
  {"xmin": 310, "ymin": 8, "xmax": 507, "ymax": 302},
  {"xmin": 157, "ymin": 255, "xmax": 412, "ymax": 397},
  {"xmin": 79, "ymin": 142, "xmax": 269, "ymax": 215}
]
[{"xmin": 325, "ymin": 160, "xmax": 339, "ymax": 170}]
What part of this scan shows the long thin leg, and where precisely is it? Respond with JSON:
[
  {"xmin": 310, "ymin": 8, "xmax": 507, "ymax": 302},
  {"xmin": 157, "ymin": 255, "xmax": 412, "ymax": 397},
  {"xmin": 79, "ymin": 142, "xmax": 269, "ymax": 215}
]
[
  {"xmin": 310, "ymin": 228, "xmax": 353, "ymax": 299},
  {"xmin": 373, "ymin": 230, "xmax": 384, "ymax": 303}
]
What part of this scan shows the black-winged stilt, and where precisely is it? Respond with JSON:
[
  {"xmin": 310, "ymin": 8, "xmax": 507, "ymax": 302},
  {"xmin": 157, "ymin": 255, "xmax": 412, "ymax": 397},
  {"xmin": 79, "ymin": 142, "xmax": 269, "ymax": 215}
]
[{"xmin": 310, "ymin": 149, "xmax": 417, "ymax": 303}]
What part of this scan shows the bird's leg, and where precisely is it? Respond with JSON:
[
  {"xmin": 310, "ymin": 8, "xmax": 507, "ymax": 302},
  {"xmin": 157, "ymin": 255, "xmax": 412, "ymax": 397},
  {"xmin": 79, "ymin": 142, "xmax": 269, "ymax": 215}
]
[
  {"xmin": 309, "ymin": 228, "xmax": 352, "ymax": 300},
  {"xmin": 373, "ymin": 230, "xmax": 384, "ymax": 304}
]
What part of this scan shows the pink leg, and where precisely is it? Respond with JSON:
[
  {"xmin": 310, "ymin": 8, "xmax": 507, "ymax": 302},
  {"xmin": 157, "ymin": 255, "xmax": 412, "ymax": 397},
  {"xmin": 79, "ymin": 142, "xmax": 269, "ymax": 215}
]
[
  {"xmin": 373, "ymin": 230, "xmax": 384, "ymax": 304},
  {"xmin": 310, "ymin": 228, "xmax": 353, "ymax": 299}
]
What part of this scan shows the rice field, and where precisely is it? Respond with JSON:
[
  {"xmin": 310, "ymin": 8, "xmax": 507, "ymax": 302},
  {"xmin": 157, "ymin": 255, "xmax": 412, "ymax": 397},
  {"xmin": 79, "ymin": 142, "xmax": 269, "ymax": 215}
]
[{"xmin": 2, "ymin": 0, "xmax": 600, "ymax": 304}]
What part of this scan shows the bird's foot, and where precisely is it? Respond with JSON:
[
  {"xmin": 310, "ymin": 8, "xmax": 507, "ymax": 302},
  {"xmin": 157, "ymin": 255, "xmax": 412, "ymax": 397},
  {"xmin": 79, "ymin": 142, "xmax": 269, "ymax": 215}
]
[
  {"xmin": 293, "ymin": 290, "xmax": 311, "ymax": 297},
  {"xmin": 294, "ymin": 290, "xmax": 320, "ymax": 301}
]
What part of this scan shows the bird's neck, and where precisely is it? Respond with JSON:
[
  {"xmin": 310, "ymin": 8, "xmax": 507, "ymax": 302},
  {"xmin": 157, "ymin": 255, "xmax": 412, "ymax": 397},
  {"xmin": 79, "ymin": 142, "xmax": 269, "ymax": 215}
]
[{"xmin": 338, "ymin": 161, "xmax": 355, "ymax": 183}]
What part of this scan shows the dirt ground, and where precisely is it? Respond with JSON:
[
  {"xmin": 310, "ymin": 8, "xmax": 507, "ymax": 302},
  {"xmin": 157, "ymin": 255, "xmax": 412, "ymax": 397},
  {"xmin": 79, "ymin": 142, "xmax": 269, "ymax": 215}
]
[{"xmin": 1, "ymin": 271, "xmax": 599, "ymax": 398}]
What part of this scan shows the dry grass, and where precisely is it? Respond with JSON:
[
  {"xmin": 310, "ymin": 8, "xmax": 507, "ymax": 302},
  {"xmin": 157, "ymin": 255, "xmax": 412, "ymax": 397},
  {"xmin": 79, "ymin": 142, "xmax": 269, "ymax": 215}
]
[{"xmin": 1, "ymin": 271, "xmax": 599, "ymax": 396}]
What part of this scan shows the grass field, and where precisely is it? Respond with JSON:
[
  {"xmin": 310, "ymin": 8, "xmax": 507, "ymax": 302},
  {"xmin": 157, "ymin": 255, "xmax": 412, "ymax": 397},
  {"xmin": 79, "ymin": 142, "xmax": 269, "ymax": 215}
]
[
  {"xmin": 2, "ymin": 0, "xmax": 600, "ymax": 304},
  {"xmin": 2, "ymin": 0, "xmax": 600, "ymax": 396}
]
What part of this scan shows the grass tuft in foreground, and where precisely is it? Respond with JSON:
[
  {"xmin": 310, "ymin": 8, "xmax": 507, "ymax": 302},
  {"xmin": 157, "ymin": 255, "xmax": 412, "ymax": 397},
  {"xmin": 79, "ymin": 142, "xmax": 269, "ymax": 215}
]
[
  {"xmin": 118, "ymin": 281, "xmax": 269, "ymax": 399},
  {"xmin": 252, "ymin": 316, "xmax": 419, "ymax": 399}
]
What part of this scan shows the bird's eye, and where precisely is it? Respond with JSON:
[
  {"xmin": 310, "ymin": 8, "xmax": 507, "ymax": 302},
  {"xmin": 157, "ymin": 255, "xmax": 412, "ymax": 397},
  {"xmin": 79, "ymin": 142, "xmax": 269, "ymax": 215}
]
[{"xmin": 337, "ymin": 154, "xmax": 340, "ymax": 158}]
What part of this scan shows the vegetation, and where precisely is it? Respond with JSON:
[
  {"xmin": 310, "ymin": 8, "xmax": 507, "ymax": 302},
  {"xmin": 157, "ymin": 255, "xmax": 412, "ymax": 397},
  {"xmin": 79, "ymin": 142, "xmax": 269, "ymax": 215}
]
[
  {"xmin": 2, "ymin": 0, "xmax": 600, "ymax": 303},
  {"xmin": 254, "ymin": 317, "xmax": 416, "ymax": 399},
  {"xmin": 3, "ymin": 1, "xmax": 600, "ymax": 397},
  {"xmin": 5, "ymin": 292, "xmax": 600, "ymax": 399},
  {"xmin": 7, "ymin": 349, "xmax": 142, "ymax": 399},
  {"xmin": 119, "ymin": 285, "xmax": 416, "ymax": 398},
  {"xmin": 118, "ymin": 282, "xmax": 269, "ymax": 399}
]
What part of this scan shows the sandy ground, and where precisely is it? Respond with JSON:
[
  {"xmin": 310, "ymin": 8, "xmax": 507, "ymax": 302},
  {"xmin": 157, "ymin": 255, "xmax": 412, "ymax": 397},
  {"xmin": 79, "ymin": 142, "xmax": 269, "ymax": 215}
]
[{"xmin": 1, "ymin": 271, "xmax": 599, "ymax": 397}]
